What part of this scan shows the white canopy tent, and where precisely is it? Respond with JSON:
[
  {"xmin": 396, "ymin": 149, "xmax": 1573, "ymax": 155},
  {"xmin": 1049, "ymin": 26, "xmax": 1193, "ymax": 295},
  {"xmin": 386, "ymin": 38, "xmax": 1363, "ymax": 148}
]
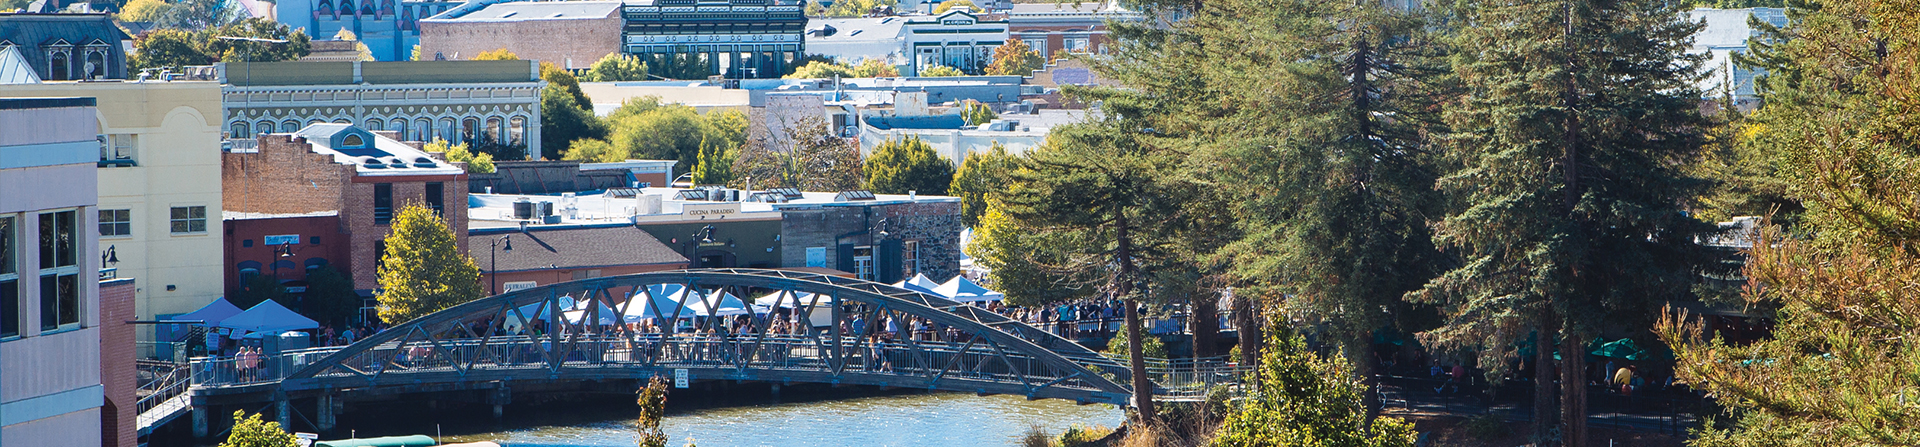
[
  {"xmin": 216, "ymin": 300, "xmax": 320, "ymax": 334},
  {"xmin": 892, "ymin": 273, "xmax": 942, "ymax": 295},
  {"xmin": 935, "ymin": 275, "xmax": 1005, "ymax": 302},
  {"xmin": 751, "ymin": 290, "xmax": 835, "ymax": 327}
]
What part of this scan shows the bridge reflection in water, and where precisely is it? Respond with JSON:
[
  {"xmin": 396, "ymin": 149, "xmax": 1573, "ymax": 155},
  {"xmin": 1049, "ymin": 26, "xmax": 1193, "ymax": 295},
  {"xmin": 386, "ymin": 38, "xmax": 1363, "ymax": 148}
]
[{"xmin": 175, "ymin": 269, "xmax": 1243, "ymax": 438}]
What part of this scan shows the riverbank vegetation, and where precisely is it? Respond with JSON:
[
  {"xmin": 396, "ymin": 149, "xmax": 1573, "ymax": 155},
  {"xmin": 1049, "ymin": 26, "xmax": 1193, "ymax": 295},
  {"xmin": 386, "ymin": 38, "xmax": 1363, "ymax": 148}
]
[{"xmin": 969, "ymin": 0, "xmax": 1920, "ymax": 444}]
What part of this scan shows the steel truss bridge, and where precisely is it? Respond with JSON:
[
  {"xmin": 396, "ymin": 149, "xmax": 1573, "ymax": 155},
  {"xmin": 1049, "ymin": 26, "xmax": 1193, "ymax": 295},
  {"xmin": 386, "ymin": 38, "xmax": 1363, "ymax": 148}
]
[{"xmin": 158, "ymin": 269, "xmax": 1244, "ymax": 437}]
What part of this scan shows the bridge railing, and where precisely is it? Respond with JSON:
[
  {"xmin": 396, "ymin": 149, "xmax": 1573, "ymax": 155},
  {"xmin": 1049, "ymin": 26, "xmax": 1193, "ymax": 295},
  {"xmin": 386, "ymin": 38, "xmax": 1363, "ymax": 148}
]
[{"xmin": 198, "ymin": 333, "xmax": 1121, "ymax": 396}]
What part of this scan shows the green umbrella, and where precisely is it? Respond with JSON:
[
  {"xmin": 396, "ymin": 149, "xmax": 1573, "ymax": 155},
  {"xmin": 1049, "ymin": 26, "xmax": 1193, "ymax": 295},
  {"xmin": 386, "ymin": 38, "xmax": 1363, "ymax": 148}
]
[{"xmin": 1589, "ymin": 338, "xmax": 1649, "ymax": 360}]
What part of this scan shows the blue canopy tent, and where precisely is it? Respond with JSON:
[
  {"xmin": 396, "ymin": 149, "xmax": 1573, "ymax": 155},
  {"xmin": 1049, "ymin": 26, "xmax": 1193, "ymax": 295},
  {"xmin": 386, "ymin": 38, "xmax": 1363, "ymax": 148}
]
[
  {"xmin": 176, "ymin": 297, "xmax": 243, "ymax": 326},
  {"xmin": 935, "ymin": 275, "xmax": 1006, "ymax": 302},
  {"xmin": 216, "ymin": 300, "xmax": 319, "ymax": 334}
]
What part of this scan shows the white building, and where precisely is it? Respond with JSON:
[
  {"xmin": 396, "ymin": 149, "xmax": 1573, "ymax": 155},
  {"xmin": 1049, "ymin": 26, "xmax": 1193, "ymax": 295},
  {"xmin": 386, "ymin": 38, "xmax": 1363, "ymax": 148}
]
[
  {"xmin": 0, "ymin": 97, "xmax": 105, "ymax": 447},
  {"xmin": 1687, "ymin": 7, "xmax": 1788, "ymax": 107},
  {"xmin": 806, "ymin": 10, "xmax": 1010, "ymax": 76},
  {"xmin": 0, "ymin": 79, "xmax": 228, "ymax": 361}
]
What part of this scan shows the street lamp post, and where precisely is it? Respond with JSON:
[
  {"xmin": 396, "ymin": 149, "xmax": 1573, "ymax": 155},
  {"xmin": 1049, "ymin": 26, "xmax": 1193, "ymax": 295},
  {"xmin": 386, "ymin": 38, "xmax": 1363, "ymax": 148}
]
[{"xmin": 490, "ymin": 235, "xmax": 513, "ymax": 295}]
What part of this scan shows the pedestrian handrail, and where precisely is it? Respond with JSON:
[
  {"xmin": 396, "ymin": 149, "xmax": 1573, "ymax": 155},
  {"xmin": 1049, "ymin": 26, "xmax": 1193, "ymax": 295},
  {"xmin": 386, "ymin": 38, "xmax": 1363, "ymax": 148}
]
[{"xmin": 135, "ymin": 364, "xmax": 194, "ymax": 432}]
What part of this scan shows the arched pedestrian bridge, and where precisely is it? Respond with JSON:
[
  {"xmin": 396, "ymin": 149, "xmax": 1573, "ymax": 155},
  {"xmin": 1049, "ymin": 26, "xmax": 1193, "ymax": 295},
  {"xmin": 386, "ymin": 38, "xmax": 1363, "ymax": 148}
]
[{"xmin": 173, "ymin": 269, "xmax": 1250, "ymax": 435}]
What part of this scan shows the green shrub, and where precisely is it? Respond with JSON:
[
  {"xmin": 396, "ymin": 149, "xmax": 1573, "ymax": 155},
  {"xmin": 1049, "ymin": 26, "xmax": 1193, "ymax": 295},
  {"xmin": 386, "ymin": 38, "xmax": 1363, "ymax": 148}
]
[
  {"xmin": 1464, "ymin": 414, "xmax": 1508, "ymax": 440},
  {"xmin": 1058, "ymin": 424, "xmax": 1114, "ymax": 447}
]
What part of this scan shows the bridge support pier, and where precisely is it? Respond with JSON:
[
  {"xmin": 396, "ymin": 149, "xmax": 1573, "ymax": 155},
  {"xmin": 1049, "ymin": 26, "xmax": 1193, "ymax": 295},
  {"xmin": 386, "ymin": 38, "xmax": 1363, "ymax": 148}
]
[
  {"xmin": 770, "ymin": 383, "xmax": 781, "ymax": 399},
  {"xmin": 275, "ymin": 397, "xmax": 290, "ymax": 430},
  {"xmin": 191, "ymin": 404, "xmax": 209, "ymax": 439},
  {"xmin": 317, "ymin": 394, "xmax": 336, "ymax": 432},
  {"xmin": 489, "ymin": 385, "xmax": 512, "ymax": 421}
]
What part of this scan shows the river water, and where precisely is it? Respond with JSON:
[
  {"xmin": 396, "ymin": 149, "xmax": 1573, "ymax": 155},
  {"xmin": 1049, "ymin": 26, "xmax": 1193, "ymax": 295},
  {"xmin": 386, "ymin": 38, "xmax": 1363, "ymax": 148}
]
[{"xmin": 434, "ymin": 392, "xmax": 1125, "ymax": 447}]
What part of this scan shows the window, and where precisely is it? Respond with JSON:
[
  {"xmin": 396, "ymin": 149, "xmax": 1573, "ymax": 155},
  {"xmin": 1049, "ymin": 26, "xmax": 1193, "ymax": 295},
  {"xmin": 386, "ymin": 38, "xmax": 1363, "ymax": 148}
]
[
  {"xmin": 853, "ymin": 246, "xmax": 874, "ymax": 280},
  {"xmin": 37, "ymin": 210, "xmax": 79, "ymax": 332},
  {"xmin": 1, "ymin": 215, "xmax": 17, "ymax": 339},
  {"xmin": 310, "ymin": 236, "xmax": 321, "ymax": 245},
  {"xmin": 484, "ymin": 117, "xmax": 503, "ymax": 145},
  {"xmin": 904, "ymin": 240, "xmax": 919, "ymax": 275},
  {"xmin": 374, "ymin": 183, "xmax": 393, "ymax": 224},
  {"xmin": 364, "ymin": 119, "xmax": 384, "ymax": 131},
  {"xmin": 100, "ymin": 134, "xmax": 135, "ymax": 165},
  {"xmin": 342, "ymin": 134, "xmax": 365, "ymax": 148},
  {"xmin": 426, "ymin": 182, "xmax": 444, "ymax": 215},
  {"xmin": 242, "ymin": 239, "xmax": 253, "ymax": 248},
  {"xmin": 98, "ymin": 209, "xmax": 131, "ymax": 237},
  {"xmin": 509, "ymin": 116, "xmax": 526, "ymax": 146},
  {"xmin": 257, "ymin": 120, "xmax": 274, "ymax": 135},
  {"xmin": 282, "ymin": 120, "xmax": 300, "ymax": 133},
  {"xmin": 462, "ymin": 117, "xmax": 480, "ymax": 145},
  {"xmin": 48, "ymin": 50, "xmax": 70, "ymax": 81},
  {"xmin": 170, "ymin": 206, "xmax": 207, "ymax": 234},
  {"xmin": 230, "ymin": 122, "xmax": 251, "ymax": 139},
  {"xmin": 391, "ymin": 119, "xmax": 407, "ymax": 141},
  {"xmin": 570, "ymin": 269, "xmax": 603, "ymax": 280}
]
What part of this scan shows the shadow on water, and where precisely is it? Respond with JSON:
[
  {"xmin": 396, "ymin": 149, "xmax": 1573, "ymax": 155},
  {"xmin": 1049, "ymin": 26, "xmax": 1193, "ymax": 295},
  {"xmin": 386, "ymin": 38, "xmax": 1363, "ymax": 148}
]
[{"xmin": 160, "ymin": 383, "xmax": 1123, "ymax": 447}]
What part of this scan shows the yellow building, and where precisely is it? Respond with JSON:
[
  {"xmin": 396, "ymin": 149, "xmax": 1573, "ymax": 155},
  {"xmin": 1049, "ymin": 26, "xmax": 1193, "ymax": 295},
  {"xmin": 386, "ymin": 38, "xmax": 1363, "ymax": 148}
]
[{"xmin": 0, "ymin": 81, "xmax": 226, "ymax": 359}]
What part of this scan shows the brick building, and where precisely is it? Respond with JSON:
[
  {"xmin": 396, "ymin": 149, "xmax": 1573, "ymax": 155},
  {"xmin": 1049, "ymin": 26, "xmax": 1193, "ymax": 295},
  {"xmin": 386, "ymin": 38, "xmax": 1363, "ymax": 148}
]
[
  {"xmin": 97, "ymin": 278, "xmax": 134, "ymax": 447},
  {"xmin": 223, "ymin": 124, "xmax": 470, "ymax": 294},
  {"xmin": 997, "ymin": 1, "xmax": 1142, "ymax": 60},
  {"xmin": 417, "ymin": 1, "xmax": 625, "ymax": 68},
  {"xmin": 220, "ymin": 213, "xmax": 351, "ymax": 295}
]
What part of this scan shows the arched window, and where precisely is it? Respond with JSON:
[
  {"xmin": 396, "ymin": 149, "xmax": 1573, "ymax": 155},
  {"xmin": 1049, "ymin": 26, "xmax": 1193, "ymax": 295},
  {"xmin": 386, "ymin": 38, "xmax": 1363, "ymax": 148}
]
[
  {"xmin": 363, "ymin": 118, "xmax": 383, "ymax": 131},
  {"xmin": 331, "ymin": 118, "xmax": 350, "ymax": 124},
  {"xmin": 256, "ymin": 120, "xmax": 275, "ymax": 135},
  {"xmin": 390, "ymin": 119, "xmax": 407, "ymax": 140},
  {"xmin": 237, "ymin": 260, "xmax": 263, "ymax": 288},
  {"xmin": 339, "ymin": 0, "xmax": 354, "ymax": 17},
  {"xmin": 282, "ymin": 120, "xmax": 300, "ymax": 133},
  {"xmin": 230, "ymin": 122, "xmax": 250, "ymax": 138},
  {"xmin": 414, "ymin": 118, "xmax": 433, "ymax": 141},
  {"xmin": 439, "ymin": 117, "xmax": 458, "ymax": 144},
  {"xmin": 484, "ymin": 116, "xmax": 503, "ymax": 146},
  {"xmin": 342, "ymin": 134, "xmax": 365, "ymax": 147},
  {"xmin": 84, "ymin": 49, "xmax": 106, "ymax": 79},
  {"xmin": 462, "ymin": 117, "xmax": 480, "ymax": 145},
  {"xmin": 509, "ymin": 116, "xmax": 527, "ymax": 146},
  {"xmin": 304, "ymin": 258, "xmax": 329, "ymax": 271},
  {"xmin": 47, "ymin": 50, "xmax": 70, "ymax": 81}
]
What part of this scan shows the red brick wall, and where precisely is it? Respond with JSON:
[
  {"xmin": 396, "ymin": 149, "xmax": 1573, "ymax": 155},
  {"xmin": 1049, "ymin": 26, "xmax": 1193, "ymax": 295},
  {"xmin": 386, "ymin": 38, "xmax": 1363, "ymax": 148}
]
[
  {"xmin": 99, "ymin": 279, "xmax": 136, "ymax": 447},
  {"xmin": 342, "ymin": 176, "xmax": 469, "ymax": 291},
  {"xmin": 223, "ymin": 215, "xmax": 351, "ymax": 294},
  {"xmin": 223, "ymin": 135, "xmax": 354, "ymax": 216},
  {"xmin": 418, "ymin": 16, "xmax": 624, "ymax": 68}
]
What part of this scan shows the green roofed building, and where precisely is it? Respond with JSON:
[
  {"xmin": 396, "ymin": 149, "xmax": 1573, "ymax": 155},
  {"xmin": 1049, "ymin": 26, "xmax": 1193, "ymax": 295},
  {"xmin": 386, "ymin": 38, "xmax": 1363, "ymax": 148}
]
[{"xmin": 217, "ymin": 59, "xmax": 544, "ymax": 159}]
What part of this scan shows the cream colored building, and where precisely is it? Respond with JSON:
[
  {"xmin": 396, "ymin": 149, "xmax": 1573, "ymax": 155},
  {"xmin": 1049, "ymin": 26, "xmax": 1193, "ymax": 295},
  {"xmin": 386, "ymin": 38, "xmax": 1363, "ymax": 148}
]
[{"xmin": 0, "ymin": 81, "xmax": 226, "ymax": 359}]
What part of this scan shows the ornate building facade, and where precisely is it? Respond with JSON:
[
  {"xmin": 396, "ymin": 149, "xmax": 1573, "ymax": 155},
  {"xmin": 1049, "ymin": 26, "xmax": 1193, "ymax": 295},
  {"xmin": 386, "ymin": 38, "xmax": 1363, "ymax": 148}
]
[
  {"xmin": 272, "ymin": 0, "xmax": 463, "ymax": 61},
  {"xmin": 622, "ymin": 0, "xmax": 807, "ymax": 79},
  {"xmin": 218, "ymin": 60, "xmax": 544, "ymax": 158}
]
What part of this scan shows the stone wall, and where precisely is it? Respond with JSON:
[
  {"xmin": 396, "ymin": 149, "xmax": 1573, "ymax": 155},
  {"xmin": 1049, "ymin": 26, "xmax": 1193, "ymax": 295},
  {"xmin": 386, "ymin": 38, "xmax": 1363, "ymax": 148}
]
[{"xmin": 779, "ymin": 201, "xmax": 963, "ymax": 282}]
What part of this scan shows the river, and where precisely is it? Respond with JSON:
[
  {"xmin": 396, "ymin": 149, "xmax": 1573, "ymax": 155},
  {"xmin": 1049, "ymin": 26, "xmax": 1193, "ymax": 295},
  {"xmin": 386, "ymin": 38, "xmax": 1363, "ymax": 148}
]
[{"xmin": 430, "ymin": 391, "xmax": 1125, "ymax": 447}]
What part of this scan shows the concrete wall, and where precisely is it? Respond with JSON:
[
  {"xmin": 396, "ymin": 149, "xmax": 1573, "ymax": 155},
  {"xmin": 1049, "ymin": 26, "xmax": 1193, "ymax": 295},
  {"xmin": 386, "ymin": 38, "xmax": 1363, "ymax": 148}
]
[{"xmin": 0, "ymin": 82, "xmax": 227, "ymax": 355}]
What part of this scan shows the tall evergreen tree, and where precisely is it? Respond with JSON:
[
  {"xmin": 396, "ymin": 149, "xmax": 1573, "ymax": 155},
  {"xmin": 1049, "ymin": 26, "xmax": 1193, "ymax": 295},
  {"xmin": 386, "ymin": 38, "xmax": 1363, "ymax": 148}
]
[
  {"xmin": 993, "ymin": 91, "xmax": 1214, "ymax": 421},
  {"xmin": 1414, "ymin": 0, "xmax": 1715, "ymax": 444},
  {"xmin": 1659, "ymin": 1, "xmax": 1920, "ymax": 444},
  {"xmin": 1099, "ymin": 0, "xmax": 1449, "ymax": 412}
]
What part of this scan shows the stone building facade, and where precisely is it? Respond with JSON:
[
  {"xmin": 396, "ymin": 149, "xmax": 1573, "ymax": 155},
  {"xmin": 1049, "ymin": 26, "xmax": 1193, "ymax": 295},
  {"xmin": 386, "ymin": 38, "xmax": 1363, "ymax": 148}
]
[
  {"xmin": 219, "ymin": 60, "xmax": 544, "ymax": 159},
  {"xmin": 622, "ymin": 0, "xmax": 808, "ymax": 79},
  {"xmin": 778, "ymin": 198, "xmax": 963, "ymax": 284},
  {"xmin": 272, "ymin": 0, "xmax": 463, "ymax": 61},
  {"xmin": 223, "ymin": 124, "xmax": 469, "ymax": 292}
]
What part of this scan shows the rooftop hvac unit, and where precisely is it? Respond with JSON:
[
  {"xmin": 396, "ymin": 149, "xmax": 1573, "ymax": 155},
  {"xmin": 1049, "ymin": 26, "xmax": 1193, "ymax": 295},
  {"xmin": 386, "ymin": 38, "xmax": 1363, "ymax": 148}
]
[
  {"xmin": 512, "ymin": 198, "xmax": 535, "ymax": 220},
  {"xmin": 538, "ymin": 201, "xmax": 555, "ymax": 217}
]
